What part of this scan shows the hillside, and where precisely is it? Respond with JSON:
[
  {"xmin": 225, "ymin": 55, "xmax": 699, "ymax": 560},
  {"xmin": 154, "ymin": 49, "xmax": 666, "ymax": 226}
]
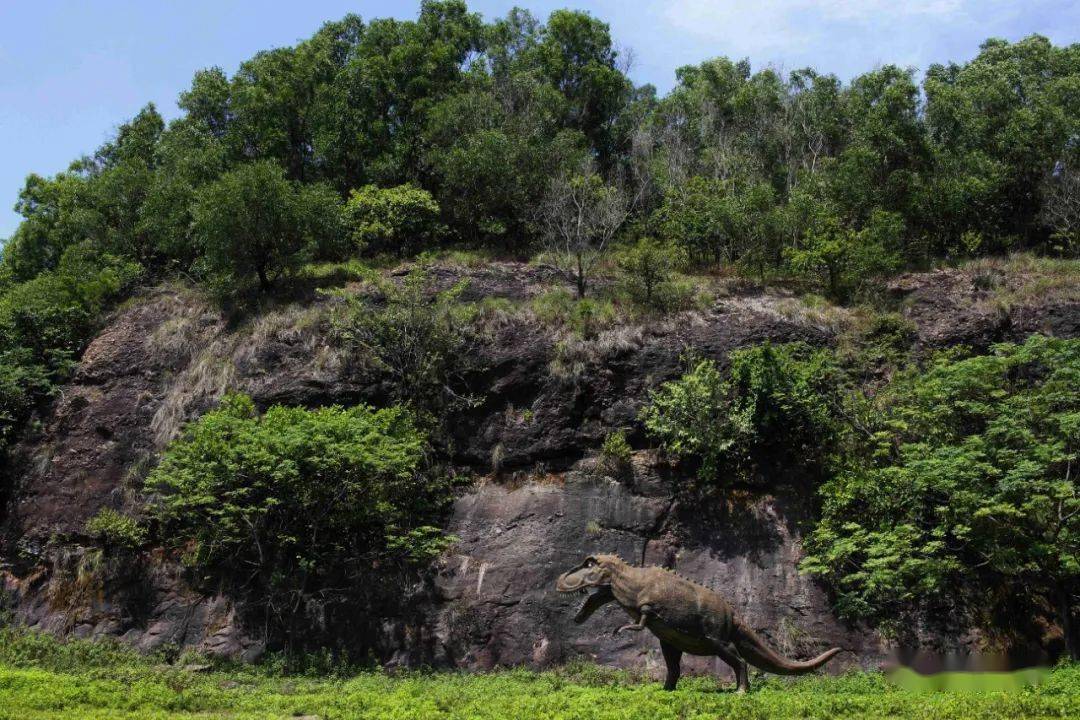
[
  {"xmin": 1, "ymin": 253, "xmax": 1077, "ymax": 678},
  {"xmin": 1, "ymin": 1, "xmax": 1079, "ymax": 691}
]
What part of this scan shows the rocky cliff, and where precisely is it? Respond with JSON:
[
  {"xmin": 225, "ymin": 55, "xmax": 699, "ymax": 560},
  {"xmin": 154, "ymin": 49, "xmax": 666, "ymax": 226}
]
[{"xmin": 1, "ymin": 259, "xmax": 1076, "ymax": 679}]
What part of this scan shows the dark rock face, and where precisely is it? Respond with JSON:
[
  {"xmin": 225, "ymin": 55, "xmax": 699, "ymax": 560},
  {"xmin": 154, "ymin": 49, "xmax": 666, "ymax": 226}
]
[
  {"xmin": 888, "ymin": 266, "xmax": 1080, "ymax": 349},
  {"xmin": 421, "ymin": 461, "xmax": 879, "ymax": 679},
  {"xmin": 1, "ymin": 263, "xmax": 1075, "ymax": 677},
  {"xmin": 2, "ymin": 291, "xmax": 224, "ymax": 549},
  {"xmin": 454, "ymin": 302, "xmax": 830, "ymax": 474}
]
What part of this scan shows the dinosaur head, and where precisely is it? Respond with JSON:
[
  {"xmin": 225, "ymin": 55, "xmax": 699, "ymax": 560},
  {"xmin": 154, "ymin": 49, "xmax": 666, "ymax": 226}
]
[{"xmin": 556, "ymin": 554, "xmax": 620, "ymax": 623}]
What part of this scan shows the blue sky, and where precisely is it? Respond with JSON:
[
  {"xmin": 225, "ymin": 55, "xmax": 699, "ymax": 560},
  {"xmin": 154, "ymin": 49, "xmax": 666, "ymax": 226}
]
[{"xmin": 2, "ymin": 0, "xmax": 1078, "ymax": 240}]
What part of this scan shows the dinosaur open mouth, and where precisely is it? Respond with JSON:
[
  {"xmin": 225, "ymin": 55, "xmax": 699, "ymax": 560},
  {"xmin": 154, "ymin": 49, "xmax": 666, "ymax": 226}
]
[{"xmin": 568, "ymin": 586, "xmax": 614, "ymax": 623}]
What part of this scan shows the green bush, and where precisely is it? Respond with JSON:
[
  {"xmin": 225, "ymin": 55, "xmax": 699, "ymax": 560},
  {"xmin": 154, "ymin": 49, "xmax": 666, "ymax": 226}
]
[
  {"xmin": 597, "ymin": 430, "xmax": 632, "ymax": 477},
  {"xmin": 614, "ymin": 238, "xmax": 693, "ymax": 312},
  {"xmin": 802, "ymin": 335, "xmax": 1080, "ymax": 648},
  {"xmin": 145, "ymin": 393, "xmax": 456, "ymax": 625},
  {"xmin": 344, "ymin": 184, "xmax": 442, "ymax": 257},
  {"xmin": 784, "ymin": 210, "xmax": 904, "ymax": 301},
  {"xmin": 651, "ymin": 176, "xmax": 771, "ymax": 268},
  {"xmin": 640, "ymin": 343, "xmax": 846, "ymax": 488},
  {"xmin": 85, "ymin": 508, "xmax": 147, "ymax": 550},
  {"xmin": 531, "ymin": 288, "xmax": 619, "ymax": 339},
  {"xmin": 330, "ymin": 269, "xmax": 476, "ymax": 422}
]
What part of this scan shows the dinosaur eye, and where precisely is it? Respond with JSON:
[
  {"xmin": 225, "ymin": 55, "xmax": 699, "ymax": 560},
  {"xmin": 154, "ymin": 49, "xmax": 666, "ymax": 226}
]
[{"xmin": 584, "ymin": 558, "xmax": 596, "ymax": 567}]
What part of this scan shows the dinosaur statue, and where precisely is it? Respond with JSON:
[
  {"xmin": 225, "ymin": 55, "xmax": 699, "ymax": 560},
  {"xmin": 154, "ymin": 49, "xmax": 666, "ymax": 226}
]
[{"xmin": 555, "ymin": 553, "xmax": 842, "ymax": 692}]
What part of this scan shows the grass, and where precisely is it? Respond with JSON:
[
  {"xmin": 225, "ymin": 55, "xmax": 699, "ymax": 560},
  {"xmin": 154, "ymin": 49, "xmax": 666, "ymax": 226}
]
[{"xmin": 0, "ymin": 630, "xmax": 1078, "ymax": 720}]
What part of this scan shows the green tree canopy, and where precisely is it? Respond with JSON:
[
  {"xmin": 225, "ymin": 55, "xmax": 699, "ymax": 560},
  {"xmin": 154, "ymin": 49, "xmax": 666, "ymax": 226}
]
[
  {"xmin": 344, "ymin": 183, "xmax": 441, "ymax": 256},
  {"xmin": 192, "ymin": 160, "xmax": 342, "ymax": 291},
  {"xmin": 802, "ymin": 335, "xmax": 1080, "ymax": 653},
  {"xmin": 145, "ymin": 393, "xmax": 456, "ymax": 631}
]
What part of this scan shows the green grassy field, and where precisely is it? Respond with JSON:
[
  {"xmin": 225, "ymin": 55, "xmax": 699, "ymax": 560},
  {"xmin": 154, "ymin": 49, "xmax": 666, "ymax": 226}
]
[{"xmin": 0, "ymin": 630, "xmax": 1077, "ymax": 720}]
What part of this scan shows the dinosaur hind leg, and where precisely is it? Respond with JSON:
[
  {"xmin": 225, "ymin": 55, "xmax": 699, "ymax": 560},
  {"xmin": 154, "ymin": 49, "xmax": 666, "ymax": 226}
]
[
  {"xmin": 715, "ymin": 641, "xmax": 750, "ymax": 693},
  {"xmin": 660, "ymin": 641, "xmax": 682, "ymax": 691}
]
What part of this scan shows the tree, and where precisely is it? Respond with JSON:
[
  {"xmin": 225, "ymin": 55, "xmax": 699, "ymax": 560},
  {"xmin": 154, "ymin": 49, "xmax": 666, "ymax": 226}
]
[
  {"xmin": 3, "ymin": 172, "xmax": 96, "ymax": 282},
  {"xmin": 653, "ymin": 176, "xmax": 778, "ymax": 269},
  {"xmin": 530, "ymin": 9, "xmax": 631, "ymax": 164},
  {"xmin": 2, "ymin": 105, "xmax": 166, "ymax": 281},
  {"xmin": 924, "ymin": 36, "xmax": 1080, "ymax": 250},
  {"xmin": 137, "ymin": 119, "xmax": 228, "ymax": 268},
  {"xmin": 323, "ymin": 1, "xmax": 484, "ymax": 188},
  {"xmin": 192, "ymin": 160, "xmax": 342, "ymax": 291},
  {"xmin": 537, "ymin": 159, "xmax": 631, "ymax": 298},
  {"xmin": 1041, "ymin": 159, "xmax": 1080, "ymax": 254},
  {"xmin": 784, "ymin": 209, "xmax": 904, "ymax": 301},
  {"xmin": 614, "ymin": 237, "xmax": 687, "ymax": 310},
  {"xmin": 178, "ymin": 67, "xmax": 233, "ymax": 140},
  {"xmin": 422, "ymin": 73, "xmax": 581, "ymax": 245},
  {"xmin": 830, "ymin": 65, "xmax": 927, "ymax": 231},
  {"xmin": 79, "ymin": 104, "xmax": 166, "ymax": 264}
]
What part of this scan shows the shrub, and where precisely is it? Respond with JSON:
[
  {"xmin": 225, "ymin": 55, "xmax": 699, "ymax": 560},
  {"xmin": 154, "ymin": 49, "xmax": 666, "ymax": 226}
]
[
  {"xmin": 614, "ymin": 238, "xmax": 692, "ymax": 312},
  {"xmin": 652, "ymin": 176, "xmax": 778, "ymax": 270},
  {"xmin": 802, "ymin": 335, "xmax": 1080, "ymax": 652},
  {"xmin": 784, "ymin": 210, "xmax": 903, "ymax": 302},
  {"xmin": 344, "ymin": 184, "xmax": 442, "ymax": 256},
  {"xmin": 85, "ymin": 508, "xmax": 146, "ymax": 550},
  {"xmin": 0, "ymin": 244, "xmax": 141, "ymax": 464},
  {"xmin": 640, "ymin": 343, "xmax": 846, "ymax": 488},
  {"xmin": 531, "ymin": 288, "xmax": 619, "ymax": 339},
  {"xmin": 597, "ymin": 430, "xmax": 632, "ymax": 478},
  {"xmin": 330, "ymin": 269, "xmax": 476, "ymax": 422},
  {"xmin": 145, "ymin": 394, "xmax": 456, "ymax": 628}
]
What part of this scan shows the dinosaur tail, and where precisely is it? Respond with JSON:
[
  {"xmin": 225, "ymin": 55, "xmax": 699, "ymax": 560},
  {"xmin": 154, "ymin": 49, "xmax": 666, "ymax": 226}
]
[{"xmin": 734, "ymin": 622, "xmax": 841, "ymax": 676}]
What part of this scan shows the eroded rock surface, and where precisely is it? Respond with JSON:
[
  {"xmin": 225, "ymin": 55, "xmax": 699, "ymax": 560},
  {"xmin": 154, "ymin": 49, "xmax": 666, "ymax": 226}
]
[{"xmin": 1, "ymin": 262, "xmax": 1075, "ymax": 676}]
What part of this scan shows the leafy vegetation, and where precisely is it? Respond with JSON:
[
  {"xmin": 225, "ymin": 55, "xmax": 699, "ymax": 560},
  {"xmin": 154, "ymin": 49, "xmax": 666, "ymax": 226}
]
[
  {"xmin": 802, "ymin": 335, "xmax": 1080, "ymax": 653},
  {"xmin": 344, "ymin": 183, "xmax": 443, "ymax": 256},
  {"xmin": 0, "ymin": 245, "xmax": 141, "ymax": 487},
  {"xmin": 84, "ymin": 509, "xmax": 147, "ymax": 551},
  {"xmin": 641, "ymin": 343, "xmax": 846, "ymax": 488},
  {"xmin": 191, "ymin": 160, "xmax": 343, "ymax": 293},
  {"xmin": 0, "ymin": 0, "xmax": 1078, "ymax": 675},
  {"xmin": 0, "ymin": 629, "xmax": 1077, "ymax": 720},
  {"xmin": 329, "ymin": 268, "xmax": 478, "ymax": 423},
  {"xmin": 5, "ymin": 6, "xmax": 1075, "ymax": 304},
  {"xmin": 144, "ymin": 394, "xmax": 456, "ymax": 635},
  {"xmin": 0, "ymin": 2, "xmax": 1075, "ymax": 484},
  {"xmin": 597, "ymin": 430, "xmax": 632, "ymax": 478},
  {"xmin": 531, "ymin": 287, "xmax": 619, "ymax": 339},
  {"xmin": 643, "ymin": 335, "xmax": 1080, "ymax": 655},
  {"xmin": 613, "ymin": 237, "xmax": 695, "ymax": 312}
]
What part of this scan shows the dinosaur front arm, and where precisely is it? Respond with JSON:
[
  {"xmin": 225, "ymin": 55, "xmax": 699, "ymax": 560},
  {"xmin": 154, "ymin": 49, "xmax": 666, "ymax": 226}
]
[{"xmin": 614, "ymin": 604, "xmax": 652, "ymax": 635}]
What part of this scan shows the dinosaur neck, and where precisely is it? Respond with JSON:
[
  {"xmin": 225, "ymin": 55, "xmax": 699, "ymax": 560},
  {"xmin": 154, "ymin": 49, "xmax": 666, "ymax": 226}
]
[{"xmin": 608, "ymin": 560, "xmax": 648, "ymax": 608}]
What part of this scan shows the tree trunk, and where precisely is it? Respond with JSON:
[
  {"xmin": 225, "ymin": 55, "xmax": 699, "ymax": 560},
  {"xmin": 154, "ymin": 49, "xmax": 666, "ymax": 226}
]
[{"xmin": 1058, "ymin": 580, "xmax": 1078, "ymax": 660}]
